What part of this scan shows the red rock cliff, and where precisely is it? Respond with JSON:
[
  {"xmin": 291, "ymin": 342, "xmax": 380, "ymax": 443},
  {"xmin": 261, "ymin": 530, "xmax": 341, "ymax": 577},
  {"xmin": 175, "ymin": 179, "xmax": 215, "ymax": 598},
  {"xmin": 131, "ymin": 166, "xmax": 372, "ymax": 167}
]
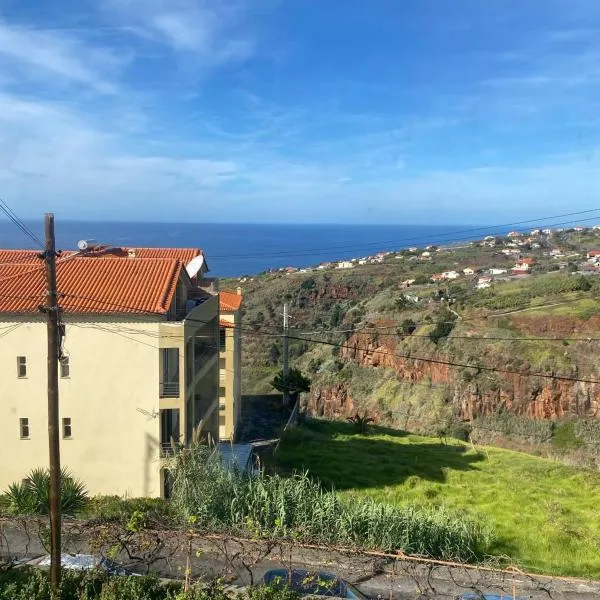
[{"xmin": 307, "ymin": 331, "xmax": 600, "ymax": 422}]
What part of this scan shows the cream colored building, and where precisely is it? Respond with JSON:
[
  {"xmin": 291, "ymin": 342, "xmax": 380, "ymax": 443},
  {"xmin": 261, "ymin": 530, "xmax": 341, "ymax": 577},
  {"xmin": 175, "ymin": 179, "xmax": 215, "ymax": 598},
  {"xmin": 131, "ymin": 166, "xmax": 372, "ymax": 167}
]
[
  {"xmin": 218, "ymin": 289, "xmax": 243, "ymax": 440},
  {"xmin": 0, "ymin": 247, "xmax": 220, "ymax": 498}
]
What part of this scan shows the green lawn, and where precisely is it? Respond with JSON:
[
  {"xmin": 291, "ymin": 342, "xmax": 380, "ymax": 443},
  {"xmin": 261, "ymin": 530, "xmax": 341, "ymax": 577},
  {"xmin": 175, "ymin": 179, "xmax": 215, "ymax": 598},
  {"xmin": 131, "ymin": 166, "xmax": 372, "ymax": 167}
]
[{"xmin": 275, "ymin": 419, "xmax": 600, "ymax": 578}]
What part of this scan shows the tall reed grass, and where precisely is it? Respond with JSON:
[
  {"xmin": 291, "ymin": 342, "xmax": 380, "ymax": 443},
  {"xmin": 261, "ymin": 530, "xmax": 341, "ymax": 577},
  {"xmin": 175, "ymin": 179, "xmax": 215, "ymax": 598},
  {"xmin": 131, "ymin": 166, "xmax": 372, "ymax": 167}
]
[{"xmin": 171, "ymin": 444, "xmax": 493, "ymax": 562}]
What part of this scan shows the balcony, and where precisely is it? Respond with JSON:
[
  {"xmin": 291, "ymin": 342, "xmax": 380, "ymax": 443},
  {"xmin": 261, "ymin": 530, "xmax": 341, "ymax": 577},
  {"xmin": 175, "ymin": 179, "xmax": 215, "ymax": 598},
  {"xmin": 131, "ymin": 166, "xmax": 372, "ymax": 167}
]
[
  {"xmin": 159, "ymin": 380, "xmax": 180, "ymax": 398},
  {"xmin": 160, "ymin": 443, "xmax": 178, "ymax": 458}
]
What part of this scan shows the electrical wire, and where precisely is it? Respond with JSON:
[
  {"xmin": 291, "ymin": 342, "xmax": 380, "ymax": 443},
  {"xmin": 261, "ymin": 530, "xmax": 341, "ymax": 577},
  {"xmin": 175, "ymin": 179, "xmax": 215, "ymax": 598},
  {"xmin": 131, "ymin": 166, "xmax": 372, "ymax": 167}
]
[
  {"xmin": 206, "ymin": 208, "xmax": 600, "ymax": 261},
  {"xmin": 57, "ymin": 292, "xmax": 600, "ymax": 384},
  {"xmin": 0, "ymin": 198, "xmax": 44, "ymax": 248},
  {"xmin": 282, "ymin": 332, "xmax": 600, "ymax": 384},
  {"xmin": 208, "ymin": 210, "xmax": 600, "ymax": 262}
]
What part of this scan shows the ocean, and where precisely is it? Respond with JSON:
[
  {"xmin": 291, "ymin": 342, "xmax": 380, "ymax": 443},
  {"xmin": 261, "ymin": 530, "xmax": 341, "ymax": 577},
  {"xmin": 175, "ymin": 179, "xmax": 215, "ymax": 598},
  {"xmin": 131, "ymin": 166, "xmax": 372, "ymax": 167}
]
[{"xmin": 0, "ymin": 221, "xmax": 493, "ymax": 278}]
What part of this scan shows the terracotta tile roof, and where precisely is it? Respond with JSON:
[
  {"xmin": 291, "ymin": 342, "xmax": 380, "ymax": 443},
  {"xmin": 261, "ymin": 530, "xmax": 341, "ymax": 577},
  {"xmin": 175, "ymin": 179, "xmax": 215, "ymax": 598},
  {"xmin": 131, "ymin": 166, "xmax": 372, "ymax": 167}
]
[
  {"xmin": 0, "ymin": 257, "xmax": 182, "ymax": 315},
  {"xmin": 219, "ymin": 289, "xmax": 243, "ymax": 312},
  {"xmin": 126, "ymin": 248, "xmax": 202, "ymax": 264},
  {"xmin": 219, "ymin": 319, "xmax": 235, "ymax": 328},
  {"xmin": 0, "ymin": 248, "xmax": 202, "ymax": 265},
  {"xmin": 0, "ymin": 250, "xmax": 49, "ymax": 263}
]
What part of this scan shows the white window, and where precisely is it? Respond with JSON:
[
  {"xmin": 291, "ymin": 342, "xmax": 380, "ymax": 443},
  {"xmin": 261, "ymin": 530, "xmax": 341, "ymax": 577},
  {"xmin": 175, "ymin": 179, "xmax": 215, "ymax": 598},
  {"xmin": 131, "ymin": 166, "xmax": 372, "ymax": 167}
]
[
  {"xmin": 20, "ymin": 418, "xmax": 29, "ymax": 439},
  {"xmin": 17, "ymin": 356, "xmax": 26, "ymax": 378},
  {"xmin": 62, "ymin": 418, "xmax": 72, "ymax": 439},
  {"xmin": 60, "ymin": 357, "xmax": 70, "ymax": 378}
]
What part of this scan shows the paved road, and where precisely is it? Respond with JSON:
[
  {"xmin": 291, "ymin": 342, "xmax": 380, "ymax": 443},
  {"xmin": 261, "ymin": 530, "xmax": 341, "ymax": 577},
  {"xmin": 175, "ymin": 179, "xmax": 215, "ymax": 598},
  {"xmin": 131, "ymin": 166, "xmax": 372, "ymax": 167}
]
[{"xmin": 2, "ymin": 522, "xmax": 599, "ymax": 599}]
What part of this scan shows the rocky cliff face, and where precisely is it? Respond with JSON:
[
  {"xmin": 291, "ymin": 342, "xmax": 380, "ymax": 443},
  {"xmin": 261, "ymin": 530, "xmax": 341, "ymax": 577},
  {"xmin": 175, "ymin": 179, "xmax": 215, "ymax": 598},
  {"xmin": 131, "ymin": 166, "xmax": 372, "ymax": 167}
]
[{"xmin": 308, "ymin": 330, "xmax": 600, "ymax": 423}]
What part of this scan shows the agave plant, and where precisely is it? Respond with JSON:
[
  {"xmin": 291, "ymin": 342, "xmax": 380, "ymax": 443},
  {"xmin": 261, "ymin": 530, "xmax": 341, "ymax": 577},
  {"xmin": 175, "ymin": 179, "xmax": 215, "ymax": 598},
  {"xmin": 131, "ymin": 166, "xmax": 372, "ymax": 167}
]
[
  {"xmin": 5, "ymin": 468, "xmax": 88, "ymax": 516},
  {"xmin": 347, "ymin": 412, "xmax": 375, "ymax": 434}
]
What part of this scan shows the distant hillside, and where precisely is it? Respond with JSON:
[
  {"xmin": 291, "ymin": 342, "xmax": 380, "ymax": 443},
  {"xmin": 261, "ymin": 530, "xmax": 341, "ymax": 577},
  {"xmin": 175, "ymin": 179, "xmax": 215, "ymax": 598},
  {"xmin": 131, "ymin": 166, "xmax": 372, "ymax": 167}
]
[{"xmin": 230, "ymin": 229, "xmax": 600, "ymax": 464}]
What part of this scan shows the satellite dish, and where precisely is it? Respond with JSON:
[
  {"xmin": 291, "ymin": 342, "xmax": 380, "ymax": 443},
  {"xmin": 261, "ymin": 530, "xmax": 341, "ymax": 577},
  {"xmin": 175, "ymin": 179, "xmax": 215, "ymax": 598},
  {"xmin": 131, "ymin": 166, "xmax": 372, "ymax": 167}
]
[{"xmin": 77, "ymin": 239, "xmax": 98, "ymax": 251}]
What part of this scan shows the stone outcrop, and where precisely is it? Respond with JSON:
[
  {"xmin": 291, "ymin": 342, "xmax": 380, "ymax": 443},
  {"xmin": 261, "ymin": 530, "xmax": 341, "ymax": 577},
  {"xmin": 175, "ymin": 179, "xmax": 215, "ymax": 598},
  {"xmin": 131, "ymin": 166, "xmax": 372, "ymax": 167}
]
[{"xmin": 308, "ymin": 330, "xmax": 600, "ymax": 423}]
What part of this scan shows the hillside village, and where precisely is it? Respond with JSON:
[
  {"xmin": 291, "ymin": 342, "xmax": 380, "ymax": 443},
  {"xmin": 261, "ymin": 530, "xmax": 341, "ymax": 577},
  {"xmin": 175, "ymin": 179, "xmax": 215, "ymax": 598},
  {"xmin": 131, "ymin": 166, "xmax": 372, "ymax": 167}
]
[
  {"xmin": 262, "ymin": 225, "xmax": 600, "ymax": 287},
  {"xmin": 3, "ymin": 226, "xmax": 599, "ymax": 499},
  {"xmin": 3, "ymin": 225, "xmax": 600, "ymax": 590}
]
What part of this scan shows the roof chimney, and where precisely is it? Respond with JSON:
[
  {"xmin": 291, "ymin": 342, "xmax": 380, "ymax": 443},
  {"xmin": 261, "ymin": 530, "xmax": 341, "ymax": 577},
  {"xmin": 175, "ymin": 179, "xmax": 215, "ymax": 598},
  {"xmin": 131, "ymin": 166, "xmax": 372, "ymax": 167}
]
[
  {"xmin": 128, "ymin": 248, "xmax": 137, "ymax": 258},
  {"xmin": 237, "ymin": 286, "xmax": 242, "ymax": 295}
]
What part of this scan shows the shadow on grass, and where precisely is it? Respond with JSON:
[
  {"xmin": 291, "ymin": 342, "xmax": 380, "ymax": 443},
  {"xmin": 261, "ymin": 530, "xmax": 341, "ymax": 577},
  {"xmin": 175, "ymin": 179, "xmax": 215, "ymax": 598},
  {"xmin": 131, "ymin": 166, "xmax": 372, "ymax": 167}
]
[{"xmin": 276, "ymin": 418, "xmax": 485, "ymax": 491}]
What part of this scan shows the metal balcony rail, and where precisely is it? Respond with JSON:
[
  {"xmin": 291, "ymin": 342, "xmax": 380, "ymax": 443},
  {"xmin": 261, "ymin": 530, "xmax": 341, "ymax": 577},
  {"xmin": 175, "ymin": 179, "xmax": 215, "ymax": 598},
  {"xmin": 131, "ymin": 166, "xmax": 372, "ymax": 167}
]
[
  {"xmin": 160, "ymin": 443, "xmax": 178, "ymax": 458},
  {"xmin": 159, "ymin": 380, "xmax": 180, "ymax": 398}
]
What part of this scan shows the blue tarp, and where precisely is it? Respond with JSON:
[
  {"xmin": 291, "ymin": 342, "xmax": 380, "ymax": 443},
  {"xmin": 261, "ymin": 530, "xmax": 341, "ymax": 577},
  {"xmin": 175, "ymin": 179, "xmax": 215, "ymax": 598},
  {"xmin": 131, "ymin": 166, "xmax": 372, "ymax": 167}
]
[{"xmin": 218, "ymin": 443, "xmax": 254, "ymax": 473}]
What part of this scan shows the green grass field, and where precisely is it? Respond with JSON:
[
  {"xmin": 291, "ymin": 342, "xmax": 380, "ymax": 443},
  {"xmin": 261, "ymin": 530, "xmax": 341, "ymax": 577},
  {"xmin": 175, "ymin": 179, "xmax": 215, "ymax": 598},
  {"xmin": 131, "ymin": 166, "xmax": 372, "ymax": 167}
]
[{"xmin": 275, "ymin": 419, "xmax": 600, "ymax": 578}]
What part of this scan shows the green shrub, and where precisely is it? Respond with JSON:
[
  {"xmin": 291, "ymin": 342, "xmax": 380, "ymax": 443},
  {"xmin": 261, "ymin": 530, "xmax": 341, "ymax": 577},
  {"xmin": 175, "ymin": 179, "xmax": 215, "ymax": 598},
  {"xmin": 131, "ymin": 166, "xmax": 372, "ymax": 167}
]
[
  {"xmin": 5, "ymin": 468, "xmax": 88, "ymax": 516},
  {"xmin": 82, "ymin": 496, "xmax": 174, "ymax": 523},
  {"xmin": 473, "ymin": 414, "xmax": 553, "ymax": 444},
  {"xmin": 551, "ymin": 421, "xmax": 584, "ymax": 451},
  {"xmin": 472, "ymin": 273, "xmax": 594, "ymax": 310},
  {"xmin": 429, "ymin": 308, "xmax": 457, "ymax": 344},
  {"xmin": 171, "ymin": 443, "xmax": 492, "ymax": 562}
]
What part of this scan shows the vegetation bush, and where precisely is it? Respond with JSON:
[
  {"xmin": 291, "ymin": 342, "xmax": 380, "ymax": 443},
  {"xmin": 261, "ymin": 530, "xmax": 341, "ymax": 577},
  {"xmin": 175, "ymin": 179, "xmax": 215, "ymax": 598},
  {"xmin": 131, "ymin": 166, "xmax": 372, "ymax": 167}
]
[
  {"xmin": 428, "ymin": 308, "xmax": 457, "ymax": 344},
  {"xmin": 412, "ymin": 275, "xmax": 430, "ymax": 285},
  {"xmin": 347, "ymin": 412, "xmax": 375, "ymax": 434},
  {"xmin": 170, "ymin": 443, "xmax": 492, "ymax": 561},
  {"xmin": 397, "ymin": 318, "xmax": 417, "ymax": 335},
  {"xmin": 472, "ymin": 274, "xmax": 593, "ymax": 310},
  {"xmin": 472, "ymin": 414, "xmax": 553, "ymax": 444},
  {"xmin": 551, "ymin": 421, "xmax": 584, "ymax": 451},
  {"xmin": 81, "ymin": 495, "xmax": 175, "ymax": 523},
  {"xmin": 574, "ymin": 420, "xmax": 600, "ymax": 448},
  {"xmin": 0, "ymin": 568, "xmax": 299, "ymax": 600},
  {"xmin": 5, "ymin": 468, "xmax": 88, "ymax": 516}
]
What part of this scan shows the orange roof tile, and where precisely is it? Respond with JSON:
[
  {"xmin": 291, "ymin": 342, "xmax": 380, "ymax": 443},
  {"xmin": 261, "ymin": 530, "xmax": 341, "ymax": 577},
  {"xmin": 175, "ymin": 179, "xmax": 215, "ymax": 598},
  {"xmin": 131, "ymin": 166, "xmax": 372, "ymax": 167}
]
[
  {"xmin": 219, "ymin": 319, "xmax": 235, "ymax": 328},
  {"xmin": 127, "ymin": 248, "xmax": 202, "ymax": 265},
  {"xmin": 219, "ymin": 289, "xmax": 243, "ymax": 312},
  {"xmin": 0, "ymin": 257, "xmax": 182, "ymax": 315},
  {"xmin": 0, "ymin": 247, "xmax": 202, "ymax": 266},
  {"xmin": 0, "ymin": 250, "xmax": 46, "ymax": 263}
]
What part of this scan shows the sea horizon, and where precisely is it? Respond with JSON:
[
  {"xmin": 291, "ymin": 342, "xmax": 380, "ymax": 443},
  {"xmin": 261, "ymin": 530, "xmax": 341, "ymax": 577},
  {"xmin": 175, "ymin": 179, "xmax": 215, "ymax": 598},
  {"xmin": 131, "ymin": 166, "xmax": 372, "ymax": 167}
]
[{"xmin": 0, "ymin": 219, "xmax": 528, "ymax": 277}]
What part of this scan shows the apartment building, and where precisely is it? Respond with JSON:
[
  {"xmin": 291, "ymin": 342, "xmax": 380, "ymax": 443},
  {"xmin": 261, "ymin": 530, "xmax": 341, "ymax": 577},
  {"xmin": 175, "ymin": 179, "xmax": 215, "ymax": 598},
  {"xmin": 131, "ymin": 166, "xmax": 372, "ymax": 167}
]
[
  {"xmin": 0, "ymin": 247, "xmax": 219, "ymax": 498},
  {"xmin": 218, "ymin": 289, "xmax": 243, "ymax": 440}
]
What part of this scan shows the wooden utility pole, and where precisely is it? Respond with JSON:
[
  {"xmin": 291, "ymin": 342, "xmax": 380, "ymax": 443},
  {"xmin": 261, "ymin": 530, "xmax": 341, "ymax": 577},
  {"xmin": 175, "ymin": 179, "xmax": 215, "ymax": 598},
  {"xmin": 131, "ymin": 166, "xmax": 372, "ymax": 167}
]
[
  {"xmin": 282, "ymin": 303, "xmax": 290, "ymax": 405},
  {"xmin": 44, "ymin": 213, "xmax": 61, "ymax": 591}
]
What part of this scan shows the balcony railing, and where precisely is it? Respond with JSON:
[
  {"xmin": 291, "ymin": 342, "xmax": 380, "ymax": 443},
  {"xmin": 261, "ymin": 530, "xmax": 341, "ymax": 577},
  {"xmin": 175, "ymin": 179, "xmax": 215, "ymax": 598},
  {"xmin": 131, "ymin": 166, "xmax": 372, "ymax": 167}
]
[
  {"xmin": 159, "ymin": 380, "xmax": 180, "ymax": 398},
  {"xmin": 160, "ymin": 443, "xmax": 178, "ymax": 458}
]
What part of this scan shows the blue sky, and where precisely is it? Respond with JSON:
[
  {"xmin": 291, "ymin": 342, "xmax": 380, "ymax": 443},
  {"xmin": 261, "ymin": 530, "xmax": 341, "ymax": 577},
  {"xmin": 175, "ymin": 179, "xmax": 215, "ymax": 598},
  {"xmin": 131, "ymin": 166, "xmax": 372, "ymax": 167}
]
[{"xmin": 1, "ymin": 1, "xmax": 600, "ymax": 224}]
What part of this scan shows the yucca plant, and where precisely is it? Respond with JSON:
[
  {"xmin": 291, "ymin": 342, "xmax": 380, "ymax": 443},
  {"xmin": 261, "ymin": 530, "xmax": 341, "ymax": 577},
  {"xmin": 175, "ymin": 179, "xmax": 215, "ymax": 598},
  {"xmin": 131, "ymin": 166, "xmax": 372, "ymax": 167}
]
[
  {"xmin": 347, "ymin": 412, "xmax": 375, "ymax": 434},
  {"xmin": 5, "ymin": 468, "xmax": 88, "ymax": 516}
]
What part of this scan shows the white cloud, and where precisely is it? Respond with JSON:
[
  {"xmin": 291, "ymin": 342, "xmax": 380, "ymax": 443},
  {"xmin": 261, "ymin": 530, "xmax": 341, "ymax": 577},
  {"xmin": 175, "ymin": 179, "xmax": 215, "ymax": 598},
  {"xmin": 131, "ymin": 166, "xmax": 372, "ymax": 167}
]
[
  {"xmin": 104, "ymin": 0, "xmax": 255, "ymax": 66},
  {"xmin": 0, "ymin": 21, "xmax": 123, "ymax": 93}
]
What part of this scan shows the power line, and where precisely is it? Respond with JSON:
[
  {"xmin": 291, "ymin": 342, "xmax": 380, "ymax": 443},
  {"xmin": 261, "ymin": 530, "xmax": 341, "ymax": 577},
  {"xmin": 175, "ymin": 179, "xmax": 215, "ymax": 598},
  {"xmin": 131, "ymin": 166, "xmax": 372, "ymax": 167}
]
[
  {"xmin": 56, "ymin": 293, "xmax": 600, "ymax": 383},
  {"xmin": 208, "ymin": 210, "xmax": 600, "ymax": 262},
  {"xmin": 293, "ymin": 326, "xmax": 600, "ymax": 343},
  {"xmin": 223, "ymin": 213, "xmax": 600, "ymax": 275},
  {"xmin": 283, "ymin": 332, "xmax": 600, "ymax": 385},
  {"xmin": 50, "ymin": 289, "xmax": 600, "ymax": 346},
  {"xmin": 0, "ymin": 198, "xmax": 44, "ymax": 248}
]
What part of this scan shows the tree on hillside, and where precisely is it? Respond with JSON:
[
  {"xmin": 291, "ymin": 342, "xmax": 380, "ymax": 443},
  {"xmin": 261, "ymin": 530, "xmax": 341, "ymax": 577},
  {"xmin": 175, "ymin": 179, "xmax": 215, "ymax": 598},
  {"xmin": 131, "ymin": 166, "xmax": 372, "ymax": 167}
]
[
  {"xmin": 398, "ymin": 318, "xmax": 417, "ymax": 336},
  {"xmin": 271, "ymin": 367, "xmax": 311, "ymax": 401},
  {"xmin": 413, "ymin": 275, "xmax": 430, "ymax": 285},
  {"xmin": 269, "ymin": 342, "xmax": 281, "ymax": 366},
  {"xmin": 330, "ymin": 303, "xmax": 343, "ymax": 327}
]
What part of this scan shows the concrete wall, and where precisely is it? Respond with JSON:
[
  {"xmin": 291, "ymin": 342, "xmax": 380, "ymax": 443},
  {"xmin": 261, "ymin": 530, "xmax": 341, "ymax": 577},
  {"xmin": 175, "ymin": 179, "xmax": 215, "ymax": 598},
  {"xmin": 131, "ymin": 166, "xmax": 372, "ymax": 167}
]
[
  {"xmin": 218, "ymin": 309, "xmax": 241, "ymax": 441},
  {"xmin": 0, "ymin": 295, "xmax": 220, "ymax": 499},
  {"xmin": 0, "ymin": 315, "xmax": 163, "ymax": 498}
]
